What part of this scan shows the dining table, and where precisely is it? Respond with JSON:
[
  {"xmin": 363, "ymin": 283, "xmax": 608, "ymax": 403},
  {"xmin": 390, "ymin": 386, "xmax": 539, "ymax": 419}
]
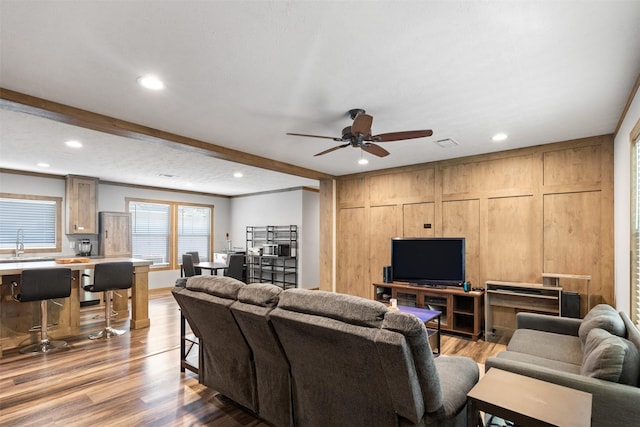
[{"xmin": 193, "ymin": 261, "xmax": 228, "ymax": 275}]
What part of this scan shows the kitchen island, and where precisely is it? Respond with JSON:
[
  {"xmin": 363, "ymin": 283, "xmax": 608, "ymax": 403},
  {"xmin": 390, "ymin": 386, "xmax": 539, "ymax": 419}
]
[{"xmin": 0, "ymin": 257, "xmax": 152, "ymax": 356}]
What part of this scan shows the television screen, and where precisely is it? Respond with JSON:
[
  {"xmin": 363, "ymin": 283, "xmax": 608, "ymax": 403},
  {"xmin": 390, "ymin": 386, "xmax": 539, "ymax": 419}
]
[{"xmin": 391, "ymin": 237, "xmax": 465, "ymax": 286}]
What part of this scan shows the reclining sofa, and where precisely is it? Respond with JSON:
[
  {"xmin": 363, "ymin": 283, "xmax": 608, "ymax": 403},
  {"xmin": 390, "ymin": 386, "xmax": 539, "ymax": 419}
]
[
  {"xmin": 172, "ymin": 275, "xmax": 480, "ymax": 427},
  {"xmin": 485, "ymin": 304, "xmax": 640, "ymax": 427}
]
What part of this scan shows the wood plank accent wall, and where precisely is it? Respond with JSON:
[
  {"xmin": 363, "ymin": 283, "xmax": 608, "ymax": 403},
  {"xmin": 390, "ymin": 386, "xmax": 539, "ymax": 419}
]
[{"xmin": 320, "ymin": 135, "xmax": 615, "ymax": 309}]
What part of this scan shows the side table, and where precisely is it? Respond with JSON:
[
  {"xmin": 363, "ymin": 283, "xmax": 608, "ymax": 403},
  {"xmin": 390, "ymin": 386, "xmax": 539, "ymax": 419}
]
[{"xmin": 467, "ymin": 368, "xmax": 592, "ymax": 427}]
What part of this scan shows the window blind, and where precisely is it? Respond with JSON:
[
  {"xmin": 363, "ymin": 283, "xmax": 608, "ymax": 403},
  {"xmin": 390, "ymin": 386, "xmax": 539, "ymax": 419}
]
[
  {"xmin": 0, "ymin": 198, "xmax": 57, "ymax": 250},
  {"xmin": 177, "ymin": 205, "xmax": 211, "ymax": 263},
  {"xmin": 129, "ymin": 201, "xmax": 170, "ymax": 266}
]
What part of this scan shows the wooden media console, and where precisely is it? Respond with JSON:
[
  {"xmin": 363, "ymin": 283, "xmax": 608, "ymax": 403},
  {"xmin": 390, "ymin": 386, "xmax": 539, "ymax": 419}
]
[{"xmin": 373, "ymin": 282, "xmax": 484, "ymax": 341}]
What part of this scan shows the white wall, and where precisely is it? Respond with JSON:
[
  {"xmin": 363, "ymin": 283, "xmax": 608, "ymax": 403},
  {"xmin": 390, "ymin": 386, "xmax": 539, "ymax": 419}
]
[
  {"xmin": 614, "ymin": 84, "xmax": 640, "ymax": 314},
  {"xmin": 230, "ymin": 188, "xmax": 320, "ymax": 288}
]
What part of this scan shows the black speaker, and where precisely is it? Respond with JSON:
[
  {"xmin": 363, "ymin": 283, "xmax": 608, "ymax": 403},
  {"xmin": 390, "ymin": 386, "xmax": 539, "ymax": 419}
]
[
  {"xmin": 383, "ymin": 266, "xmax": 392, "ymax": 283},
  {"xmin": 561, "ymin": 291, "xmax": 581, "ymax": 318}
]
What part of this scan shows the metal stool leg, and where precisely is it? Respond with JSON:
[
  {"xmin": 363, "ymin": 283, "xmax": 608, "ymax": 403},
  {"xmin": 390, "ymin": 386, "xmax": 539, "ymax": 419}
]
[
  {"xmin": 21, "ymin": 300, "xmax": 68, "ymax": 353},
  {"xmin": 89, "ymin": 290, "xmax": 126, "ymax": 339}
]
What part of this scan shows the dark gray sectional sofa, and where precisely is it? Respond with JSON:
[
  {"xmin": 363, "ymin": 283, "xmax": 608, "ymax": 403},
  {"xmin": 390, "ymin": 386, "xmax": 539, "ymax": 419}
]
[
  {"xmin": 485, "ymin": 304, "xmax": 640, "ymax": 427},
  {"xmin": 172, "ymin": 275, "xmax": 480, "ymax": 427}
]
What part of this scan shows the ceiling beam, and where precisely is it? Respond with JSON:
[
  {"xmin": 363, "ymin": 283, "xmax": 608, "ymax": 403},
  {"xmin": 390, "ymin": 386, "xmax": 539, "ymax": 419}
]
[{"xmin": 0, "ymin": 88, "xmax": 334, "ymax": 181}]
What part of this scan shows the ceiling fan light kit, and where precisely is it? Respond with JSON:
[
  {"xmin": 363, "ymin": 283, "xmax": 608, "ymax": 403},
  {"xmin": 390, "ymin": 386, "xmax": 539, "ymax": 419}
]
[{"xmin": 286, "ymin": 108, "xmax": 433, "ymax": 158}]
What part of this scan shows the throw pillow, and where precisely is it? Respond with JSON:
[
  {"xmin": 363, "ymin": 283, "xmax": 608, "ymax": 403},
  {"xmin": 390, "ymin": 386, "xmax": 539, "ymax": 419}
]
[
  {"xmin": 581, "ymin": 327, "xmax": 640, "ymax": 386},
  {"xmin": 578, "ymin": 304, "xmax": 626, "ymax": 345}
]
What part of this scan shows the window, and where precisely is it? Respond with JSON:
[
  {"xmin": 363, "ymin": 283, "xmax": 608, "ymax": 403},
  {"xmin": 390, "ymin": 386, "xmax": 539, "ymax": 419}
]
[
  {"xmin": 632, "ymin": 121, "xmax": 640, "ymax": 326},
  {"xmin": 0, "ymin": 193, "xmax": 62, "ymax": 253},
  {"xmin": 177, "ymin": 205, "xmax": 211, "ymax": 263},
  {"xmin": 129, "ymin": 201, "xmax": 171, "ymax": 267},
  {"xmin": 127, "ymin": 198, "xmax": 213, "ymax": 269}
]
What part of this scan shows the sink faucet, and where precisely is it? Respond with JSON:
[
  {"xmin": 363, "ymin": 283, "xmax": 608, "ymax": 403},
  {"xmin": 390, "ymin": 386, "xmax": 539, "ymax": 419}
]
[{"xmin": 15, "ymin": 229, "xmax": 24, "ymax": 257}]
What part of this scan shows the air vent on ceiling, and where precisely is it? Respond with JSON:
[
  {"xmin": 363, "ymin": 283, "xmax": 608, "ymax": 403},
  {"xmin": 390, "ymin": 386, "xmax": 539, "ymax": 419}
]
[{"xmin": 434, "ymin": 138, "xmax": 459, "ymax": 148}]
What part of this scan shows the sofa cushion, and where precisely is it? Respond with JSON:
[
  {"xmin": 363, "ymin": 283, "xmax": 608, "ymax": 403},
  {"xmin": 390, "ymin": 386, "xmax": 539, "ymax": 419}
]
[
  {"xmin": 186, "ymin": 275, "xmax": 245, "ymax": 299},
  {"xmin": 581, "ymin": 327, "xmax": 640, "ymax": 386},
  {"xmin": 277, "ymin": 289, "xmax": 387, "ymax": 328},
  {"xmin": 578, "ymin": 304, "xmax": 626, "ymax": 345},
  {"xmin": 507, "ymin": 329, "xmax": 583, "ymax": 365},
  {"xmin": 237, "ymin": 282, "xmax": 282, "ymax": 307},
  {"xmin": 493, "ymin": 350, "xmax": 582, "ymax": 374}
]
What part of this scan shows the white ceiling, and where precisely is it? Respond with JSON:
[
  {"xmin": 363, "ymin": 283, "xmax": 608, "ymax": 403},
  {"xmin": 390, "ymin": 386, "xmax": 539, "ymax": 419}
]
[{"xmin": 1, "ymin": 1, "xmax": 639, "ymax": 196}]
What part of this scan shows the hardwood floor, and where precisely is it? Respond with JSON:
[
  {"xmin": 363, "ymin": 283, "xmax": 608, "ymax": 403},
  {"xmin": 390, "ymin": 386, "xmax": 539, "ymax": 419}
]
[{"xmin": 0, "ymin": 290, "xmax": 505, "ymax": 426}]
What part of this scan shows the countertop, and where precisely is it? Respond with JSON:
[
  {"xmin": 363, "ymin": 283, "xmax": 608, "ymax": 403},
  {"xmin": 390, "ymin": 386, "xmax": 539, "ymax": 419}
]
[{"xmin": 0, "ymin": 257, "xmax": 153, "ymax": 275}]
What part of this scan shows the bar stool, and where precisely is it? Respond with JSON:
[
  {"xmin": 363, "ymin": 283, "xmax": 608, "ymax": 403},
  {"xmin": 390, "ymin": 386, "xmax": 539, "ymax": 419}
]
[
  {"xmin": 11, "ymin": 268, "xmax": 73, "ymax": 354},
  {"xmin": 83, "ymin": 261, "xmax": 134, "ymax": 339}
]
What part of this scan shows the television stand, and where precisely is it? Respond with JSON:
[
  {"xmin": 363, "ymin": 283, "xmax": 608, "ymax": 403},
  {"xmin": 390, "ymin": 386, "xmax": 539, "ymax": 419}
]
[{"xmin": 373, "ymin": 281, "xmax": 484, "ymax": 341}]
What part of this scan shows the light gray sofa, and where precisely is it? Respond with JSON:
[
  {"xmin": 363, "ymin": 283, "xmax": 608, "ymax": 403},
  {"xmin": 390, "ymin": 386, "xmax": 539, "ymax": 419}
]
[
  {"xmin": 172, "ymin": 276, "xmax": 480, "ymax": 427},
  {"xmin": 485, "ymin": 304, "xmax": 640, "ymax": 427}
]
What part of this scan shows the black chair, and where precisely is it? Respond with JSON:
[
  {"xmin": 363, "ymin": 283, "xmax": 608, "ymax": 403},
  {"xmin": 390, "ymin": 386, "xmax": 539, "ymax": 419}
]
[
  {"xmin": 83, "ymin": 261, "xmax": 134, "ymax": 339},
  {"xmin": 182, "ymin": 253, "xmax": 197, "ymax": 278},
  {"xmin": 225, "ymin": 254, "xmax": 245, "ymax": 282},
  {"xmin": 186, "ymin": 251, "xmax": 202, "ymax": 275},
  {"xmin": 11, "ymin": 268, "xmax": 72, "ymax": 353}
]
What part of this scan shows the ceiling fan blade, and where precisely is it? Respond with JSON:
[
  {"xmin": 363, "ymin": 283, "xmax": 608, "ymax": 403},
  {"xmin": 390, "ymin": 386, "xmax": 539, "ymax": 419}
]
[
  {"xmin": 286, "ymin": 132, "xmax": 339, "ymax": 140},
  {"xmin": 361, "ymin": 143, "xmax": 390, "ymax": 157},
  {"xmin": 351, "ymin": 113, "xmax": 373, "ymax": 136},
  {"xmin": 373, "ymin": 130, "xmax": 433, "ymax": 142},
  {"xmin": 314, "ymin": 143, "xmax": 351, "ymax": 156}
]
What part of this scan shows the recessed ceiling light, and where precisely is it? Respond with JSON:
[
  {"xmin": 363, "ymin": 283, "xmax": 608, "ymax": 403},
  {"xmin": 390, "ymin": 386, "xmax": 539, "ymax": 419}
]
[
  {"xmin": 233, "ymin": 172, "xmax": 243, "ymax": 178},
  {"xmin": 492, "ymin": 133, "xmax": 508, "ymax": 142},
  {"xmin": 65, "ymin": 140, "xmax": 82, "ymax": 148},
  {"xmin": 137, "ymin": 75, "xmax": 165, "ymax": 90},
  {"xmin": 185, "ymin": 182, "xmax": 193, "ymax": 187},
  {"xmin": 37, "ymin": 162, "xmax": 50, "ymax": 168},
  {"xmin": 358, "ymin": 158, "xmax": 369, "ymax": 165}
]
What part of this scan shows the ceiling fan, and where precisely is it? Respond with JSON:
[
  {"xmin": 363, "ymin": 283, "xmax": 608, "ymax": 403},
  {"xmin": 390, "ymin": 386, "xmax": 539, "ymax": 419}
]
[{"xmin": 286, "ymin": 108, "xmax": 433, "ymax": 157}]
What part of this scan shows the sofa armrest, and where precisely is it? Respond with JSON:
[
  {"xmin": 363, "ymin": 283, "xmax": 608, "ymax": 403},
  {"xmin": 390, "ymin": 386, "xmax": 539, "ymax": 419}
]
[
  {"xmin": 516, "ymin": 312, "xmax": 581, "ymax": 335},
  {"xmin": 485, "ymin": 356, "xmax": 640, "ymax": 426}
]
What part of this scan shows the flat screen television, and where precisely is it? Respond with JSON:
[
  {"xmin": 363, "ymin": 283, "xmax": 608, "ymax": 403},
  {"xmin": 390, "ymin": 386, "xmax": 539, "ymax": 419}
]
[{"xmin": 391, "ymin": 237, "xmax": 465, "ymax": 286}]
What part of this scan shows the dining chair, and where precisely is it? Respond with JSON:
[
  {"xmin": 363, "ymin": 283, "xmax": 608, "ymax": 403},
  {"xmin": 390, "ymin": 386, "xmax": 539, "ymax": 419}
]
[
  {"xmin": 186, "ymin": 251, "xmax": 202, "ymax": 275},
  {"xmin": 225, "ymin": 254, "xmax": 245, "ymax": 282},
  {"xmin": 182, "ymin": 253, "xmax": 197, "ymax": 278}
]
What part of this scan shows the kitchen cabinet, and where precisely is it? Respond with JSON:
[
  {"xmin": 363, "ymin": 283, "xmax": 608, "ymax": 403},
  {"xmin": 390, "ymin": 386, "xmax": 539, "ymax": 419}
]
[
  {"xmin": 99, "ymin": 212, "xmax": 132, "ymax": 257},
  {"xmin": 66, "ymin": 175, "xmax": 98, "ymax": 234}
]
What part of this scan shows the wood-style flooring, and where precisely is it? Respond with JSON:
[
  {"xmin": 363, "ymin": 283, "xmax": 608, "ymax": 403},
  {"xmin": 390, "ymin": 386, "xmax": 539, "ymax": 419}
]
[{"xmin": 0, "ymin": 290, "xmax": 506, "ymax": 426}]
